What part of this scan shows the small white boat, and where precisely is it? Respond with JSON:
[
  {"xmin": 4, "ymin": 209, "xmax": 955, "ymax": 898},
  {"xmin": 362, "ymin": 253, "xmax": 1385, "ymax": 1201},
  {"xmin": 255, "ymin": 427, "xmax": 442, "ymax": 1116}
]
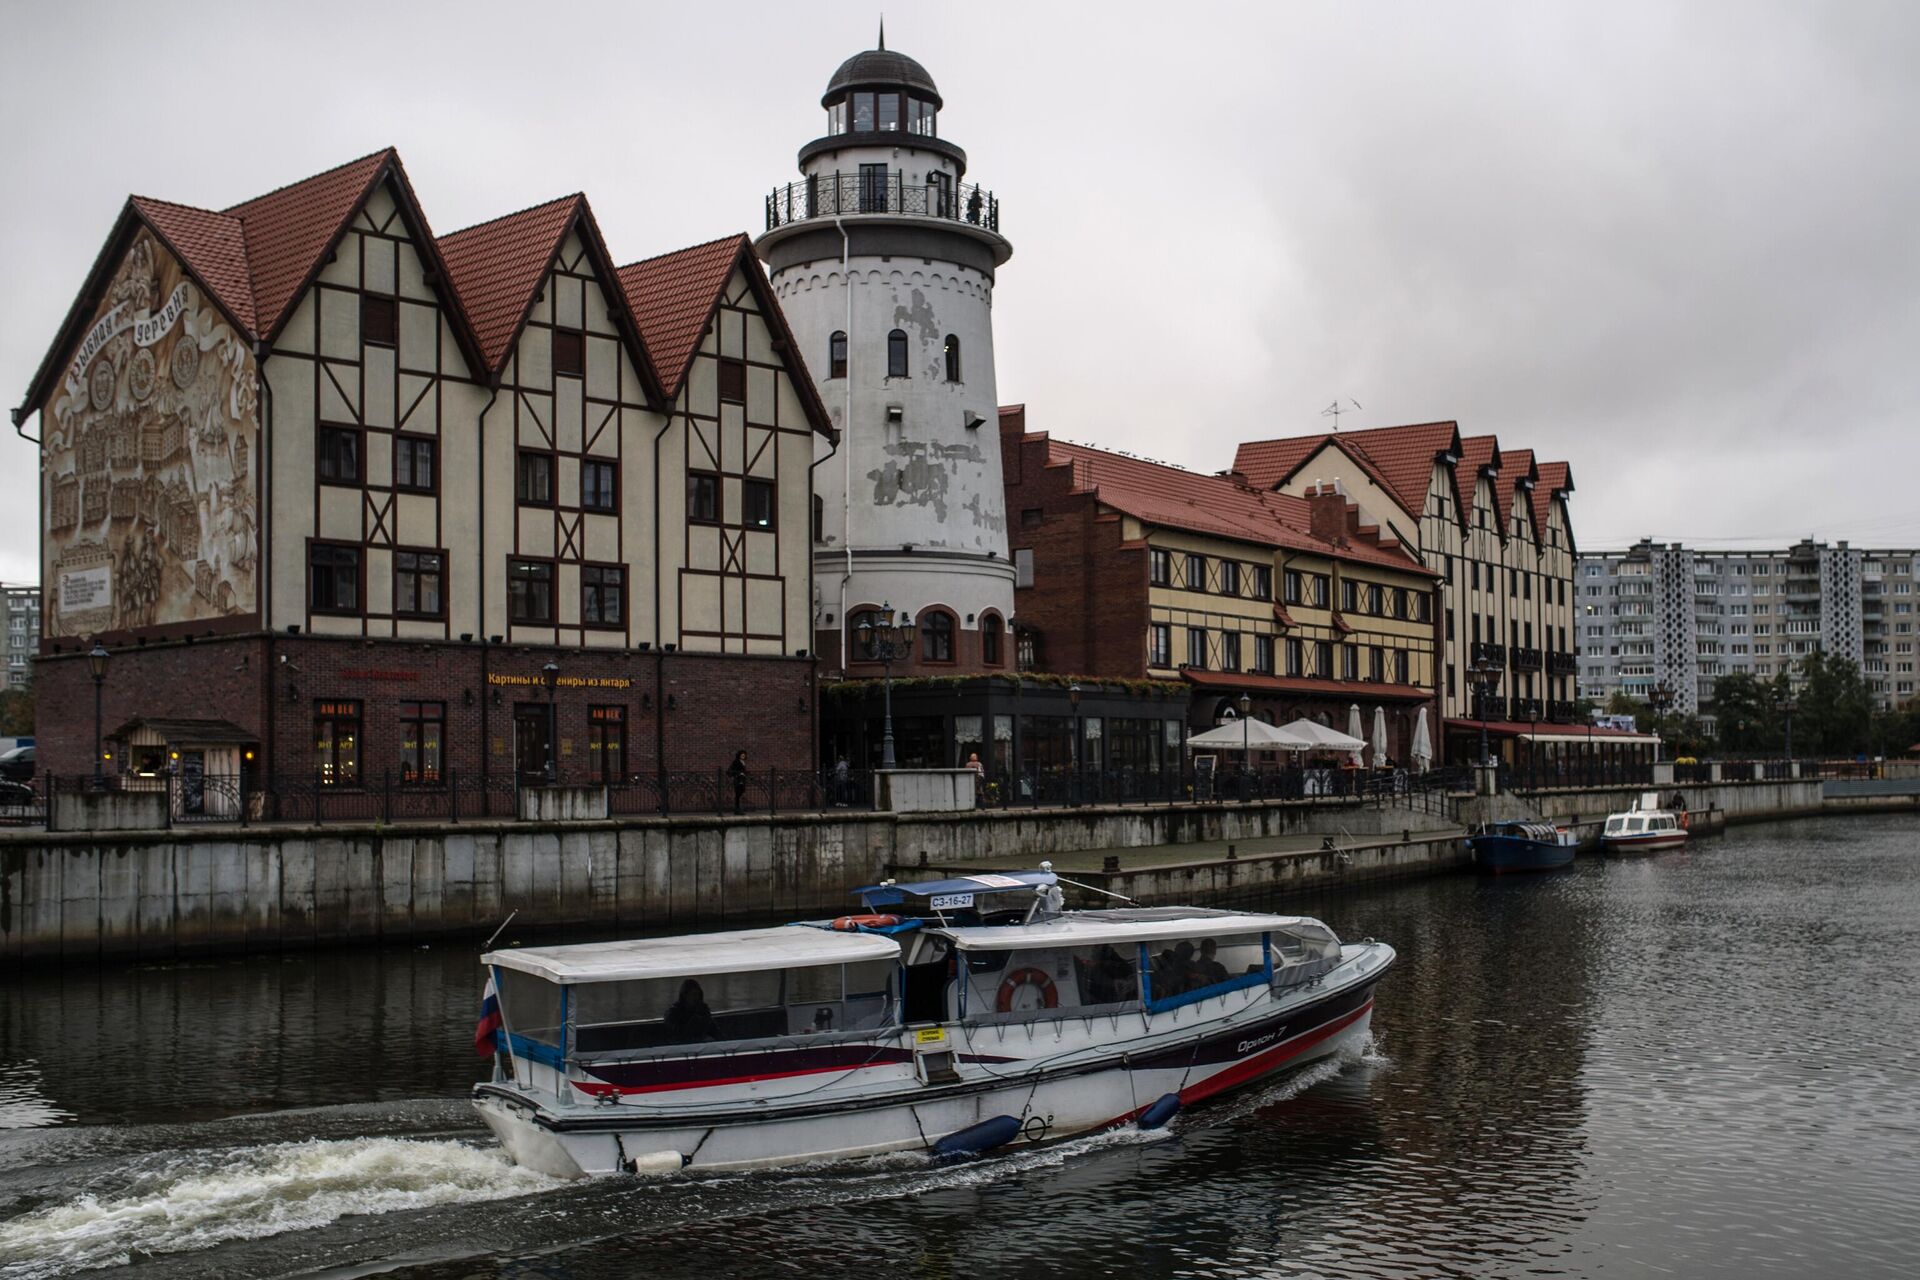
[
  {"xmin": 472, "ymin": 868, "xmax": 1394, "ymax": 1178},
  {"xmin": 1600, "ymin": 791, "xmax": 1691, "ymax": 854}
]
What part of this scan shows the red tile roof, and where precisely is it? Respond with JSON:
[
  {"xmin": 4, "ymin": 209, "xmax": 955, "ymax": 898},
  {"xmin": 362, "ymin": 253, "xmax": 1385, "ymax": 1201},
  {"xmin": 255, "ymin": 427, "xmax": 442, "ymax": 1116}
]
[
  {"xmin": 128, "ymin": 197, "xmax": 257, "ymax": 336},
  {"xmin": 1232, "ymin": 435, "xmax": 1326, "ymax": 490},
  {"xmin": 1533, "ymin": 460, "xmax": 1574, "ymax": 549},
  {"xmin": 437, "ymin": 194, "xmax": 583, "ymax": 373},
  {"xmin": 1036, "ymin": 436, "xmax": 1432, "ymax": 575},
  {"xmin": 1234, "ymin": 421, "xmax": 1468, "ymax": 529},
  {"xmin": 1498, "ymin": 448, "xmax": 1536, "ymax": 537},
  {"xmin": 1457, "ymin": 434, "xmax": 1503, "ymax": 528},
  {"xmin": 222, "ymin": 148, "xmax": 394, "ymax": 339},
  {"xmin": 19, "ymin": 150, "xmax": 830, "ymax": 438},
  {"xmin": 616, "ymin": 234, "xmax": 748, "ymax": 398}
]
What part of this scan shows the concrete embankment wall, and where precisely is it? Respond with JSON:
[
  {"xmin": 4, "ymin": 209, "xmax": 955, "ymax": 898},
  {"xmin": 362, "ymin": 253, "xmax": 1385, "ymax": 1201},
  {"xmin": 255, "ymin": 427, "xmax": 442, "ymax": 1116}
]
[
  {"xmin": 1, "ymin": 778, "xmax": 1901, "ymax": 963},
  {"xmin": 0, "ymin": 798, "xmax": 1459, "ymax": 963}
]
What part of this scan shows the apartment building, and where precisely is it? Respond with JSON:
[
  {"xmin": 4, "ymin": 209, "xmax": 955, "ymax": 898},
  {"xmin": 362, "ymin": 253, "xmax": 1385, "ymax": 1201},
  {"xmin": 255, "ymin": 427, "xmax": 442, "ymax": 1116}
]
[
  {"xmin": 3, "ymin": 583, "xmax": 38, "ymax": 689},
  {"xmin": 1578, "ymin": 539, "xmax": 1919, "ymax": 724}
]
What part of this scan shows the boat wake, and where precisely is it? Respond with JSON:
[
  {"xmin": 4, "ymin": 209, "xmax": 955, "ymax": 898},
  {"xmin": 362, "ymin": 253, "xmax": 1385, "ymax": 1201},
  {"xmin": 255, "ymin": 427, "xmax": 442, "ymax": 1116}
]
[
  {"xmin": 0, "ymin": 1041, "xmax": 1376, "ymax": 1278},
  {"xmin": 0, "ymin": 1136, "xmax": 562, "ymax": 1279}
]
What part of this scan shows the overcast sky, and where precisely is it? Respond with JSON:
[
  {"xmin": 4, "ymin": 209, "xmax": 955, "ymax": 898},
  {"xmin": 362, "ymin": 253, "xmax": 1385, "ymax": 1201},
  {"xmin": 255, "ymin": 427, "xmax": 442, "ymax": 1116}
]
[{"xmin": 4, "ymin": 0, "xmax": 1918, "ymax": 585}]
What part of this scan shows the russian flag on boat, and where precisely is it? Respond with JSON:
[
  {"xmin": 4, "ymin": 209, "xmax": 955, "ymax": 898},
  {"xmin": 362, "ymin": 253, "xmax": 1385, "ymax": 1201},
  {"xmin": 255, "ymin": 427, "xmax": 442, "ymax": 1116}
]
[{"xmin": 474, "ymin": 973, "xmax": 503, "ymax": 1056}]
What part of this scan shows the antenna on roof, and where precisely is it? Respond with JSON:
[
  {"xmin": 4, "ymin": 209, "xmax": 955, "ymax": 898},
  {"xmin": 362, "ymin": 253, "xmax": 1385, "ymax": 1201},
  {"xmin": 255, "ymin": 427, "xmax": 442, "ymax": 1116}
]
[
  {"xmin": 1321, "ymin": 398, "xmax": 1361, "ymax": 431},
  {"xmin": 878, "ymin": 14, "xmax": 885, "ymax": 49}
]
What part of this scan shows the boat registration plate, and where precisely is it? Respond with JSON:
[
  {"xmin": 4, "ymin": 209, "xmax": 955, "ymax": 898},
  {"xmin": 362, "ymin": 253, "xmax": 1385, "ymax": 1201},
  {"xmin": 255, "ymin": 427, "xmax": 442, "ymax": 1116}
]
[
  {"xmin": 915, "ymin": 1027, "xmax": 949, "ymax": 1046},
  {"xmin": 930, "ymin": 892, "xmax": 974, "ymax": 910}
]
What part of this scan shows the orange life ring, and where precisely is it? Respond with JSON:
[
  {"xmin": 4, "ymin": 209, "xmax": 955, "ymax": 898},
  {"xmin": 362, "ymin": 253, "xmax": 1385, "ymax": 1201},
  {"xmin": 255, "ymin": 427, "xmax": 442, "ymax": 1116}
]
[
  {"xmin": 1678, "ymin": 811, "xmax": 1691, "ymax": 829},
  {"xmin": 831, "ymin": 913, "xmax": 901, "ymax": 931},
  {"xmin": 997, "ymin": 967, "xmax": 1059, "ymax": 1013}
]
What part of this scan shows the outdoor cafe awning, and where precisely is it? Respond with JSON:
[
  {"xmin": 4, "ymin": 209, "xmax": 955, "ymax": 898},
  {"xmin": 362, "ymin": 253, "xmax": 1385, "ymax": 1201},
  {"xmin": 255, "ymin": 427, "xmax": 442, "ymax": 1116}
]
[{"xmin": 1444, "ymin": 718, "xmax": 1661, "ymax": 746}]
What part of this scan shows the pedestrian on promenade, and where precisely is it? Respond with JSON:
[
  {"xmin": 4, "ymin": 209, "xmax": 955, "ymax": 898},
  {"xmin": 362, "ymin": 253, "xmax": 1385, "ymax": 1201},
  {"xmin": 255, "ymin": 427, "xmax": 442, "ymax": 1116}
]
[
  {"xmin": 728, "ymin": 749, "xmax": 748, "ymax": 814},
  {"xmin": 833, "ymin": 754, "xmax": 850, "ymax": 806},
  {"xmin": 966, "ymin": 752, "xmax": 986, "ymax": 807}
]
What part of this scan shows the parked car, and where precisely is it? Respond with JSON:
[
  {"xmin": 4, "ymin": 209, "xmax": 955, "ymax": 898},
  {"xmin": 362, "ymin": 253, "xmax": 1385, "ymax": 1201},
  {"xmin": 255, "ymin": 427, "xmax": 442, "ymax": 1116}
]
[
  {"xmin": 0, "ymin": 777, "xmax": 33, "ymax": 808},
  {"xmin": 0, "ymin": 744, "xmax": 35, "ymax": 782}
]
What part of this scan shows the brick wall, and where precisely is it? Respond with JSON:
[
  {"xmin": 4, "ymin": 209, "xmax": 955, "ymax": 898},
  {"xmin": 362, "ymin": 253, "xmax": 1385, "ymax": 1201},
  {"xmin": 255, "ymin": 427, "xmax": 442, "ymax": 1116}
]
[
  {"xmin": 31, "ymin": 635, "xmax": 816, "ymax": 782},
  {"xmin": 1001, "ymin": 422, "xmax": 1150, "ymax": 678}
]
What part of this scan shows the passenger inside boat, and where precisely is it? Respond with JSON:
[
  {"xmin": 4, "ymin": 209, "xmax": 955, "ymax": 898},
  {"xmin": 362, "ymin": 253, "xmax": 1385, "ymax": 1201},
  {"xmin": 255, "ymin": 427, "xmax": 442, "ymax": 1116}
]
[{"xmin": 663, "ymin": 980, "xmax": 720, "ymax": 1042}]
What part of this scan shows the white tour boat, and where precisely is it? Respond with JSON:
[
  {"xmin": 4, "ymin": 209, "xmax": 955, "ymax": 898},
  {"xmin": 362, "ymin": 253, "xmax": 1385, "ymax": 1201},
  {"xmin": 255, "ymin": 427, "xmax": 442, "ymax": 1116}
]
[
  {"xmin": 1600, "ymin": 791, "xmax": 1691, "ymax": 854},
  {"xmin": 472, "ymin": 868, "xmax": 1394, "ymax": 1178}
]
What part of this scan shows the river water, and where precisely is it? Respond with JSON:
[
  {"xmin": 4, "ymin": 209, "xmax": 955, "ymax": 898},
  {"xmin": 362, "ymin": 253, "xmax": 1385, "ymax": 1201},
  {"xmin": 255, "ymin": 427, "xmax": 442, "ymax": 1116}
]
[{"xmin": 3, "ymin": 815, "xmax": 1918, "ymax": 1278}]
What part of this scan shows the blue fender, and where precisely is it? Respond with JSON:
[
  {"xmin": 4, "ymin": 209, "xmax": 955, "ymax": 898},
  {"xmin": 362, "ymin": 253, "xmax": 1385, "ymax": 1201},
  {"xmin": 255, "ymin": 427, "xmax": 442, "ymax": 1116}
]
[
  {"xmin": 932, "ymin": 1114, "xmax": 1023, "ymax": 1161},
  {"xmin": 1137, "ymin": 1093, "xmax": 1181, "ymax": 1130}
]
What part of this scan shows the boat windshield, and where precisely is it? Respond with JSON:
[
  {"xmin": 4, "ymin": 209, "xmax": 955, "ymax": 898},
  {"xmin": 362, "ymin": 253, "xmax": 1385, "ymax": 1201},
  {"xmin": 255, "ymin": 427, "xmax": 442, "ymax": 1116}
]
[{"xmin": 495, "ymin": 959, "xmax": 899, "ymax": 1060}]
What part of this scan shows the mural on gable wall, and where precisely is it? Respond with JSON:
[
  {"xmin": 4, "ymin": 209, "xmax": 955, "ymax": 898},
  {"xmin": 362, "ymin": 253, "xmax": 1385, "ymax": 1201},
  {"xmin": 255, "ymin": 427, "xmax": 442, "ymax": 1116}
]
[{"xmin": 41, "ymin": 228, "xmax": 259, "ymax": 638}]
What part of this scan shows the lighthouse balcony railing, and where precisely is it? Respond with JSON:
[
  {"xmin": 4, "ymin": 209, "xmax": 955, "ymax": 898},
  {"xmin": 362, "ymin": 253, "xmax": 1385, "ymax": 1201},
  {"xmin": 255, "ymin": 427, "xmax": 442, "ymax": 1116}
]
[{"xmin": 766, "ymin": 173, "xmax": 1001, "ymax": 234}]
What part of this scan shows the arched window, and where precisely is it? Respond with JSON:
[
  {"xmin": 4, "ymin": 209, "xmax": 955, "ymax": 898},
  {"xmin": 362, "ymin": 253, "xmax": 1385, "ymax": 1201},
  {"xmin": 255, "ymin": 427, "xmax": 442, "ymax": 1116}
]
[
  {"xmin": 921, "ymin": 611, "xmax": 954, "ymax": 663},
  {"xmin": 887, "ymin": 329, "xmax": 909, "ymax": 379},
  {"xmin": 828, "ymin": 330, "xmax": 847, "ymax": 379},
  {"xmin": 943, "ymin": 334, "xmax": 961, "ymax": 382},
  {"xmin": 980, "ymin": 612, "xmax": 1003, "ymax": 665}
]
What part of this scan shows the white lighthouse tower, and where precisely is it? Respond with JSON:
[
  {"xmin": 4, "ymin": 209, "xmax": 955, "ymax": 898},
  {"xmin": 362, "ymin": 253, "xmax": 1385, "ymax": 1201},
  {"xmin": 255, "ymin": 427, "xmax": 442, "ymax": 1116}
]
[{"xmin": 756, "ymin": 30, "xmax": 1015, "ymax": 674}]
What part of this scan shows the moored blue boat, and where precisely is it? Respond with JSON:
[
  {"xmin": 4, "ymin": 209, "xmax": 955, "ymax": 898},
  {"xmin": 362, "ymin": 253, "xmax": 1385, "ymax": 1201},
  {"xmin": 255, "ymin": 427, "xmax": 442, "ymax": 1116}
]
[{"xmin": 1466, "ymin": 821, "xmax": 1578, "ymax": 874}]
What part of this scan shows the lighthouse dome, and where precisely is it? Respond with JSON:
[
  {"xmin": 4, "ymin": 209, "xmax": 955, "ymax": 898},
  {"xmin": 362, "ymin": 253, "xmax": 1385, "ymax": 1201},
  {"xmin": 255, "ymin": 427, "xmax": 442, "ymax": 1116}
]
[{"xmin": 823, "ymin": 47, "xmax": 942, "ymax": 108}]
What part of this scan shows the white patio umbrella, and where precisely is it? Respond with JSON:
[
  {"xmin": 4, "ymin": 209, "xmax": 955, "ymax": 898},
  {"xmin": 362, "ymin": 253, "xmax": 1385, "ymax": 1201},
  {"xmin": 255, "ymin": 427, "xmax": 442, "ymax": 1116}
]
[
  {"xmin": 1279, "ymin": 718, "xmax": 1367, "ymax": 753},
  {"xmin": 1372, "ymin": 706, "xmax": 1389, "ymax": 768},
  {"xmin": 1410, "ymin": 707, "xmax": 1434, "ymax": 773},
  {"xmin": 1347, "ymin": 704, "xmax": 1366, "ymax": 764},
  {"xmin": 1186, "ymin": 718, "xmax": 1312, "ymax": 751}
]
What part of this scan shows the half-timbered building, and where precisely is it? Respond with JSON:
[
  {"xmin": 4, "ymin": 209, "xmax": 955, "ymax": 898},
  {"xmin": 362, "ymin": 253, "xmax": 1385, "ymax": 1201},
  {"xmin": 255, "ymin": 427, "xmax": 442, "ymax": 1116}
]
[
  {"xmin": 14, "ymin": 149, "xmax": 833, "ymax": 791},
  {"xmin": 1233, "ymin": 421, "xmax": 1583, "ymax": 764}
]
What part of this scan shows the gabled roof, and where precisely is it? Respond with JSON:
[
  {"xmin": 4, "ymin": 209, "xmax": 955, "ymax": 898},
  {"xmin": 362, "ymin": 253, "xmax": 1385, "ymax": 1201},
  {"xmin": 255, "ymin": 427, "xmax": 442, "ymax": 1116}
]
[
  {"xmin": 1498, "ymin": 448, "xmax": 1537, "ymax": 539},
  {"xmin": 616, "ymin": 234, "xmax": 745, "ymax": 398},
  {"xmin": 17, "ymin": 149, "xmax": 818, "ymax": 433},
  {"xmin": 1233, "ymin": 435, "xmax": 1327, "ymax": 491},
  {"xmin": 438, "ymin": 194, "xmax": 584, "ymax": 373},
  {"xmin": 129, "ymin": 197, "xmax": 257, "ymax": 335},
  {"xmin": 1035, "ymin": 436, "xmax": 1431, "ymax": 575},
  {"xmin": 1457, "ymin": 434, "xmax": 1503, "ymax": 534},
  {"xmin": 1533, "ymin": 460, "xmax": 1575, "ymax": 553},
  {"xmin": 222, "ymin": 148, "xmax": 395, "ymax": 338},
  {"xmin": 1234, "ymin": 421, "xmax": 1467, "ymax": 529},
  {"xmin": 616, "ymin": 234, "xmax": 836, "ymax": 438}
]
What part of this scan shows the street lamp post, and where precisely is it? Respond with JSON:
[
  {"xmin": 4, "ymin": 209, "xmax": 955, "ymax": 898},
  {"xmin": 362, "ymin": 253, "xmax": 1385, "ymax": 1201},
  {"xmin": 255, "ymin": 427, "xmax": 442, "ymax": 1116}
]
[
  {"xmin": 1649, "ymin": 680, "xmax": 1674, "ymax": 766},
  {"xmin": 541, "ymin": 660, "xmax": 560, "ymax": 785},
  {"xmin": 1069, "ymin": 682, "xmax": 1083, "ymax": 806},
  {"xmin": 1238, "ymin": 691, "xmax": 1252, "ymax": 802},
  {"xmin": 88, "ymin": 643, "xmax": 109, "ymax": 788},
  {"xmin": 1467, "ymin": 656, "xmax": 1501, "ymax": 770},
  {"xmin": 1782, "ymin": 694, "xmax": 1797, "ymax": 763},
  {"xmin": 858, "ymin": 605, "xmax": 915, "ymax": 771}
]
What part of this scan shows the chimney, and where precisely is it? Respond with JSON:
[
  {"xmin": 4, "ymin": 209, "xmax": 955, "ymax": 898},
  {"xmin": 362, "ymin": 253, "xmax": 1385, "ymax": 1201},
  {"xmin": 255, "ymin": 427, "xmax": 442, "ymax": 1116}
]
[{"xmin": 1307, "ymin": 482, "xmax": 1349, "ymax": 546}]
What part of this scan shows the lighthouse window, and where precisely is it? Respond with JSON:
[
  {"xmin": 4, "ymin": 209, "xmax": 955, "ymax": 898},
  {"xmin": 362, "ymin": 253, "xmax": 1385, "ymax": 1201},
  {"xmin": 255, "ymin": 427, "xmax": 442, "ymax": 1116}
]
[
  {"xmin": 944, "ymin": 334, "xmax": 961, "ymax": 382},
  {"xmin": 921, "ymin": 611, "xmax": 955, "ymax": 663},
  {"xmin": 887, "ymin": 329, "xmax": 909, "ymax": 378},
  {"xmin": 828, "ymin": 331, "xmax": 847, "ymax": 378},
  {"xmin": 852, "ymin": 92, "xmax": 876, "ymax": 132},
  {"xmin": 878, "ymin": 93, "xmax": 901, "ymax": 132}
]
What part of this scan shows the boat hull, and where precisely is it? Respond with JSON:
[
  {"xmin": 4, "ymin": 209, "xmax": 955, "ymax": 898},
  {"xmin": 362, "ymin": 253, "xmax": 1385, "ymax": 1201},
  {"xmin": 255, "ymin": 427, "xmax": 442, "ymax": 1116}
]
[
  {"xmin": 1602, "ymin": 831, "xmax": 1689, "ymax": 855},
  {"xmin": 475, "ymin": 956, "xmax": 1387, "ymax": 1178},
  {"xmin": 1468, "ymin": 834, "xmax": 1576, "ymax": 874}
]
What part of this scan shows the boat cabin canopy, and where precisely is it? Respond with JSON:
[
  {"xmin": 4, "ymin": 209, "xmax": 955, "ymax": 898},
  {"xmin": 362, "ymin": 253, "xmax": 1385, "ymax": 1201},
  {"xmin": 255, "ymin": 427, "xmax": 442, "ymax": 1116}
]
[
  {"xmin": 484, "ymin": 926, "xmax": 898, "ymax": 984},
  {"xmin": 933, "ymin": 908, "xmax": 1329, "ymax": 953},
  {"xmin": 486, "ymin": 927, "xmax": 902, "ymax": 1064}
]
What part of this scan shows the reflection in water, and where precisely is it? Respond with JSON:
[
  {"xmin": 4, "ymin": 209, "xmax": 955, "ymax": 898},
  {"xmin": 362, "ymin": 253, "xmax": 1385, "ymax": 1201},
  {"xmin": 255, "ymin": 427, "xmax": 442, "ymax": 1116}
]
[
  {"xmin": 1, "ymin": 815, "xmax": 1918, "ymax": 1279},
  {"xmin": 0, "ymin": 1065, "xmax": 73, "ymax": 1131}
]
